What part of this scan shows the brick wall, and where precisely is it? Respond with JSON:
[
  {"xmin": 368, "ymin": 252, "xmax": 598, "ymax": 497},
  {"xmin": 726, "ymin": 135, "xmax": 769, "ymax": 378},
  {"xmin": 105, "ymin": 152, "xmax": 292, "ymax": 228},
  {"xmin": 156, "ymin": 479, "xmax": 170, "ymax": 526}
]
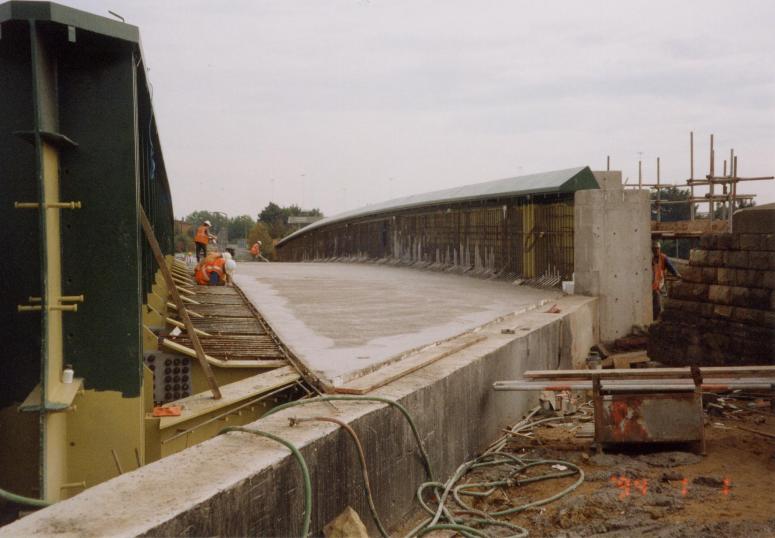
[{"xmin": 648, "ymin": 206, "xmax": 775, "ymax": 365}]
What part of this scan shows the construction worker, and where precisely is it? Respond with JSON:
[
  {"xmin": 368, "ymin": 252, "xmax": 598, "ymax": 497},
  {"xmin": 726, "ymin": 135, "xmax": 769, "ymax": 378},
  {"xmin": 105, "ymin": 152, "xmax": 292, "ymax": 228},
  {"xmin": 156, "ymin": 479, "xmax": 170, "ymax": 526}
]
[
  {"xmin": 250, "ymin": 240, "xmax": 262, "ymax": 260},
  {"xmin": 194, "ymin": 220, "xmax": 216, "ymax": 261},
  {"xmin": 652, "ymin": 240, "xmax": 680, "ymax": 320},
  {"xmin": 195, "ymin": 252, "xmax": 225, "ymax": 286},
  {"xmin": 223, "ymin": 251, "xmax": 237, "ymax": 286}
]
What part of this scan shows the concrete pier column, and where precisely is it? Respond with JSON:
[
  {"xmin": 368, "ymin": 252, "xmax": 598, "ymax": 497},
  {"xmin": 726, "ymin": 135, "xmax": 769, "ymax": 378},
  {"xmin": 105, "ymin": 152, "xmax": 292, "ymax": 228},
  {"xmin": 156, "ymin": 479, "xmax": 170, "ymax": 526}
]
[{"xmin": 574, "ymin": 172, "xmax": 651, "ymax": 342}]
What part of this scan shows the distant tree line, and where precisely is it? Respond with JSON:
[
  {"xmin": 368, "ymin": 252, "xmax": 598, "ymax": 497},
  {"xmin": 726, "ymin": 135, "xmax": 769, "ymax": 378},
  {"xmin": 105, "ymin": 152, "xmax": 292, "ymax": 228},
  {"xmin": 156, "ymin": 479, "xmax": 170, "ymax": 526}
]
[
  {"xmin": 650, "ymin": 186, "xmax": 755, "ymax": 222},
  {"xmin": 175, "ymin": 203, "xmax": 322, "ymax": 259}
]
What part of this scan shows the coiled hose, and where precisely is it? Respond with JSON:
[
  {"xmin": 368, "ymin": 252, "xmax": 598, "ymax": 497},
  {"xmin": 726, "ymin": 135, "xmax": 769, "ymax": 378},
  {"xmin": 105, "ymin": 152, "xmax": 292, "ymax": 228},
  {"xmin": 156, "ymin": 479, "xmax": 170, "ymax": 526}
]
[
  {"xmin": 407, "ymin": 442, "xmax": 584, "ymax": 536},
  {"xmin": 243, "ymin": 396, "xmax": 583, "ymax": 537}
]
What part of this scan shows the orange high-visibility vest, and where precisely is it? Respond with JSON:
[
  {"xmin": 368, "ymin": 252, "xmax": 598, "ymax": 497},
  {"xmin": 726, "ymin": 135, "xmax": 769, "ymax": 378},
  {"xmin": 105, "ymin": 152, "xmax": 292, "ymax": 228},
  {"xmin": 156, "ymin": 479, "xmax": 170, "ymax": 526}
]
[
  {"xmin": 195, "ymin": 254, "xmax": 224, "ymax": 285},
  {"xmin": 195, "ymin": 225, "xmax": 210, "ymax": 244},
  {"xmin": 210, "ymin": 257, "xmax": 226, "ymax": 278},
  {"xmin": 652, "ymin": 253, "xmax": 667, "ymax": 291},
  {"xmin": 194, "ymin": 262, "xmax": 209, "ymax": 285},
  {"xmin": 250, "ymin": 243, "xmax": 260, "ymax": 256}
]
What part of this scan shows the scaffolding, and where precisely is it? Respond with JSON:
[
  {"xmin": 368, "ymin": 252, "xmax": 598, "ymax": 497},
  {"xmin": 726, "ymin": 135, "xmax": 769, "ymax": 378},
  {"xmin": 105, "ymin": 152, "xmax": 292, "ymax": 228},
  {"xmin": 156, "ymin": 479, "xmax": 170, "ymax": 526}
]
[{"xmin": 616, "ymin": 131, "xmax": 773, "ymax": 232}]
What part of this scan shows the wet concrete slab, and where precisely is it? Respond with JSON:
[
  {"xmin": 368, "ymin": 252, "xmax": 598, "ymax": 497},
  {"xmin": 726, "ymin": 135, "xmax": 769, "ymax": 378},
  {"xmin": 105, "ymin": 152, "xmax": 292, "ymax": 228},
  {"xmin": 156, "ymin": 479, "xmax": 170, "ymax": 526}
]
[{"xmin": 235, "ymin": 262, "xmax": 561, "ymax": 385}]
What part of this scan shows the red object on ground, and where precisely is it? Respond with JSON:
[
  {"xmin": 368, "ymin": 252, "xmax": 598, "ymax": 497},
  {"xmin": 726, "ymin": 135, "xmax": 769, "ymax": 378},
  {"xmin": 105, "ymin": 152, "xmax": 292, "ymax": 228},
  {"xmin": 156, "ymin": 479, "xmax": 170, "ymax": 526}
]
[{"xmin": 152, "ymin": 406, "xmax": 182, "ymax": 417}]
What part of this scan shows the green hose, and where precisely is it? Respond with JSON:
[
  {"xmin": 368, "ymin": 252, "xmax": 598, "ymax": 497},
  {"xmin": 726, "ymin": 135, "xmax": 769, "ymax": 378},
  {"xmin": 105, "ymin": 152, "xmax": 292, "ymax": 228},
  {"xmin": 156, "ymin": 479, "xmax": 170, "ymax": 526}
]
[
  {"xmin": 411, "ymin": 451, "xmax": 582, "ymax": 537},
  {"xmin": 454, "ymin": 459, "xmax": 585, "ymax": 517},
  {"xmin": 416, "ymin": 523, "xmax": 488, "ymax": 537},
  {"xmin": 0, "ymin": 487, "xmax": 50, "ymax": 509},
  {"xmin": 219, "ymin": 427, "xmax": 311, "ymax": 538},
  {"xmin": 292, "ymin": 416, "xmax": 390, "ymax": 538},
  {"xmin": 263, "ymin": 395, "xmax": 435, "ymax": 481}
]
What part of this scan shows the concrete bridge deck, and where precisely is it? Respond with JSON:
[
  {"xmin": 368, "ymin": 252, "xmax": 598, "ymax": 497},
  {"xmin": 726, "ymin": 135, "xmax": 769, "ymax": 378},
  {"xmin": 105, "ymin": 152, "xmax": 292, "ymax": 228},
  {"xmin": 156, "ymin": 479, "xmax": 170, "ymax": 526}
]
[
  {"xmin": 0, "ymin": 291, "xmax": 596, "ymax": 537},
  {"xmin": 234, "ymin": 262, "xmax": 562, "ymax": 386}
]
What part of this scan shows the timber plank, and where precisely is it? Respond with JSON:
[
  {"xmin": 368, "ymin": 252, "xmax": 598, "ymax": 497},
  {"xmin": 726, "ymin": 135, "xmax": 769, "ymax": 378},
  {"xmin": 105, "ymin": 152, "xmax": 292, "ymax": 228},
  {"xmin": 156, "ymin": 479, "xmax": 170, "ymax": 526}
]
[{"xmin": 335, "ymin": 333, "xmax": 486, "ymax": 395}]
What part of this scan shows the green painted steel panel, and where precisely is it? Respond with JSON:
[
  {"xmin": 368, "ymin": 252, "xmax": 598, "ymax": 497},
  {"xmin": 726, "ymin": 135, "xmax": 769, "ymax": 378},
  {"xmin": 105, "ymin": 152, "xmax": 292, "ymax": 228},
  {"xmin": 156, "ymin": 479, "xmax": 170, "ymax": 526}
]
[
  {"xmin": 0, "ymin": 20, "xmax": 40, "ymax": 407},
  {"xmin": 0, "ymin": 1, "xmax": 139, "ymax": 43},
  {"xmin": 59, "ymin": 36, "xmax": 142, "ymax": 397},
  {"xmin": 1, "ymin": 1, "xmax": 174, "ymax": 401}
]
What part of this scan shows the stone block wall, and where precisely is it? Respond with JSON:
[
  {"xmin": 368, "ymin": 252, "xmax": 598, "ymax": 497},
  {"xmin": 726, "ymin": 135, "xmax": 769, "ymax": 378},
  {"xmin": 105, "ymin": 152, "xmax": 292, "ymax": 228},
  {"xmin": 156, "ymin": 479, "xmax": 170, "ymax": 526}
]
[{"xmin": 649, "ymin": 205, "xmax": 775, "ymax": 365}]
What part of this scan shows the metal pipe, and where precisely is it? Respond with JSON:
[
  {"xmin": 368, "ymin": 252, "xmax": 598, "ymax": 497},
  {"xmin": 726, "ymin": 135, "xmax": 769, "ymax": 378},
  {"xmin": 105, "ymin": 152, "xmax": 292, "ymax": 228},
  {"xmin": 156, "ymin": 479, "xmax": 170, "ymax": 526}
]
[
  {"xmin": 14, "ymin": 201, "xmax": 81, "ymax": 209},
  {"xmin": 689, "ymin": 131, "xmax": 695, "ymax": 220},
  {"xmin": 709, "ymin": 134, "xmax": 715, "ymax": 221},
  {"xmin": 493, "ymin": 381, "xmax": 773, "ymax": 391},
  {"xmin": 731, "ymin": 155, "xmax": 739, "ymax": 232},
  {"xmin": 656, "ymin": 157, "xmax": 661, "ymax": 223},
  {"xmin": 48, "ymin": 304, "xmax": 77, "ymax": 312}
]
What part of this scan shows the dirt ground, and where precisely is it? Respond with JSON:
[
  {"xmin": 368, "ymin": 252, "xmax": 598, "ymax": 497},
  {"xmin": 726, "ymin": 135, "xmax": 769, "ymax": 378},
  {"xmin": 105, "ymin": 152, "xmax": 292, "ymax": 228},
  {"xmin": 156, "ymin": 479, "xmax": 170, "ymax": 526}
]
[{"xmin": 398, "ymin": 397, "xmax": 775, "ymax": 537}]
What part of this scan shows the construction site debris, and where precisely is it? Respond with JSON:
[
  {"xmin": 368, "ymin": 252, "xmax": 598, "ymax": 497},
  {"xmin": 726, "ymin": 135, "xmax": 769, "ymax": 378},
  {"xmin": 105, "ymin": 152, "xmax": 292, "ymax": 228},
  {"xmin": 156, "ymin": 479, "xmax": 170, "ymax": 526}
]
[
  {"xmin": 323, "ymin": 506, "xmax": 369, "ymax": 538},
  {"xmin": 151, "ymin": 406, "xmax": 182, "ymax": 417},
  {"xmin": 440, "ymin": 386, "xmax": 775, "ymax": 537},
  {"xmin": 611, "ymin": 334, "xmax": 648, "ymax": 351}
]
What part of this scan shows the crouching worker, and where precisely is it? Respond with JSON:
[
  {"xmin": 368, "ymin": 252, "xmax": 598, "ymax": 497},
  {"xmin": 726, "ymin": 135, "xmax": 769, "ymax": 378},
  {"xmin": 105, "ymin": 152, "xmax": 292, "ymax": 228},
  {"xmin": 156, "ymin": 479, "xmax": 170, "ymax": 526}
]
[{"xmin": 195, "ymin": 252, "xmax": 226, "ymax": 286}]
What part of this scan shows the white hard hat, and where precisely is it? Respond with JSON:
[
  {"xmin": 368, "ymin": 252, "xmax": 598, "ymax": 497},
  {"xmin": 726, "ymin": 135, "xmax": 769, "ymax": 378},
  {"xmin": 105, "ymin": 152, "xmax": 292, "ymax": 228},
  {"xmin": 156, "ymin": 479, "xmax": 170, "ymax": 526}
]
[
  {"xmin": 223, "ymin": 252, "xmax": 232, "ymax": 260},
  {"xmin": 258, "ymin": 241, "xmax": 262, "ymax": 245},
  {"xmin": 204, "ymin": 220, "xmax": 212, "ymax": 226}
]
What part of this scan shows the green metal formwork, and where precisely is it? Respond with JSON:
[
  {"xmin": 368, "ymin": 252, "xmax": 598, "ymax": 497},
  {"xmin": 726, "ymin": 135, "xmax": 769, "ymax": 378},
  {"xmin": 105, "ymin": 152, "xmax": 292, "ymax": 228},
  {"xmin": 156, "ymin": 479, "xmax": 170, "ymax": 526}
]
[
  {"xmin": 0, "ymin": 18, "xmax": 39, "ymax": 407},
  {"xmin": 0, "ymin": 1, "xmax": 174, "ymax": 500}
]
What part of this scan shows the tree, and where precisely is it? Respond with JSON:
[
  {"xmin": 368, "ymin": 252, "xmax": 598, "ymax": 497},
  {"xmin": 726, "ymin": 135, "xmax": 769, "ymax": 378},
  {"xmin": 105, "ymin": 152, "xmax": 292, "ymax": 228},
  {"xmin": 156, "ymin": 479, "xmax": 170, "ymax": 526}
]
[
  {"xmin": 228, "ymin": 215, "xmax": 256, "ymax": 240},
  {"xmin": 184, "ymin": 210, "xmax": 229, "ymax": 235},
  {"xmin": 258, "ymin": 202, "xmax": 323, "ymax": 239},
  {"xmin": 651, "ymin": 186, "xmax": 694, "ymax": 222},
  {"xmin": 713, "ymin": 198, "xmax": 755, "ymax": 219},
  {"xmin": 174, "ymin": 232, "xmax": 194, "ymax": 253},
  {"xmin": 258, "ymin": 202, "xmax": 286, "ymax": 238}
]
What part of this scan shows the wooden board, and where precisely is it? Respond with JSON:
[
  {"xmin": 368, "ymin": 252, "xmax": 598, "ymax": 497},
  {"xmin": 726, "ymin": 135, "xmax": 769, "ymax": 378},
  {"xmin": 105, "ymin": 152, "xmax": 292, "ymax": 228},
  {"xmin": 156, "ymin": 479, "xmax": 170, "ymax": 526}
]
[
  {"xmin": 335, "ymin": 334, "xmax": 486, "ymax": 395},
  {"xmin": 158, "ymin": 366, "xmax": 300, "ymax": 430},
  {"xmin": 611, "ymin": 350, "xmax": 649, "ymax": 369},
  {"xmin": 524, "ymin": 365, "xmax": 775, "ymax": 380},
  {"xmin": 141, "ymin": 209, "xmax": 221, "ymax": 399}
]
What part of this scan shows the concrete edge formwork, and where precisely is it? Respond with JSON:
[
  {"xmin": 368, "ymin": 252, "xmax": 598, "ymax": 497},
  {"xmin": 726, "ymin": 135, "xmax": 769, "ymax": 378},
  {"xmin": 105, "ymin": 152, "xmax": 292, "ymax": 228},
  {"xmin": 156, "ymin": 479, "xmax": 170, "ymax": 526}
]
[{"xmin": 0, "ymin": 296, "xmax": 597, "ymax": 537}]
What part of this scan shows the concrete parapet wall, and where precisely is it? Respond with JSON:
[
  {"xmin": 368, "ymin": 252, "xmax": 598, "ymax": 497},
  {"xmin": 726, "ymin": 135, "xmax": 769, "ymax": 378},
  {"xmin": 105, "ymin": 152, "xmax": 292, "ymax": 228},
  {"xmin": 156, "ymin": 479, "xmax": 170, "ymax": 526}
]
[
  {"xmin": 573, "ymin": 181, "xmax": 651, "ymax": 342},
  {"xmin": 0, "ymin": 296, "xmax": 596, "ymax": 537}
]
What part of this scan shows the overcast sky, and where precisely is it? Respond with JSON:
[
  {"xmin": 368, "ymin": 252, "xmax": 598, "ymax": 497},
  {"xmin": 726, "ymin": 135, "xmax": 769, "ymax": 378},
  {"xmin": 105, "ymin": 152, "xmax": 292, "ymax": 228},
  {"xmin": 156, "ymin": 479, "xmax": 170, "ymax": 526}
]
[{"xmin": 66, "ymin": 0, "xmax": 775, "ymax": 219}]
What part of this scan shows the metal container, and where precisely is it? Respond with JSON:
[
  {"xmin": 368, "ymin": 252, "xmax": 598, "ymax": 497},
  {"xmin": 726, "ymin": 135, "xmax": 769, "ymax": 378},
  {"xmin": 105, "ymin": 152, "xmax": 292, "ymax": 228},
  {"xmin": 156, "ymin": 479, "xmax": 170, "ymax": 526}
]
[{"xmin": 593, "ymin": 390, "xmax": 705, "ymax": 453}]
